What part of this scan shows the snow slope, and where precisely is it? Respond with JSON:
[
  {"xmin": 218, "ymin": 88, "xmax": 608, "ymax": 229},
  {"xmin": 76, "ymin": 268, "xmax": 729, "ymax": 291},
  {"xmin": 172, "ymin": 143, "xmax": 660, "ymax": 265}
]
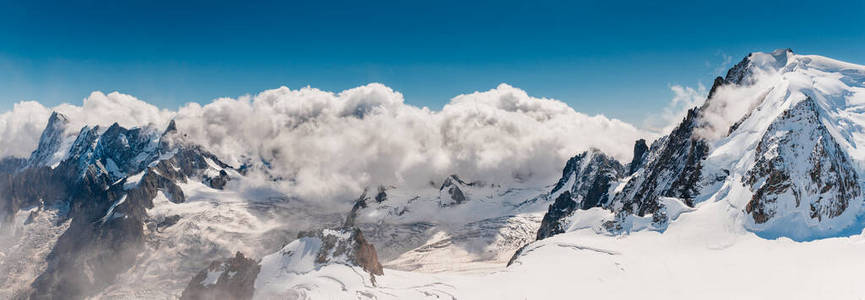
[
  {"xmin": 354, "ymin": 180, "xmax": 551, "ymax": 272},
  {"xmin": 260, "ymin": 188, "xmax": 865, "ymax": 299}
]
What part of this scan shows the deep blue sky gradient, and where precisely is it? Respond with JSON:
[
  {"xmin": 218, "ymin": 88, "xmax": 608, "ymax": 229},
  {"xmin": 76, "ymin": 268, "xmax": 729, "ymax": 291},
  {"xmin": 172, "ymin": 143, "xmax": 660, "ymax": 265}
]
[{"xmin": 1, "ymin": 0, "xmax": 863, "ymax": 124}]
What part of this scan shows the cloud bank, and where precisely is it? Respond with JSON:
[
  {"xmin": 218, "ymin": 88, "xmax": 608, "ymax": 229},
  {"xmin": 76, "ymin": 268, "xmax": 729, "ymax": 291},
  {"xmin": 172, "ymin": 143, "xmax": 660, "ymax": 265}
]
[{"xmin": 0, "ymin": 83, "xmax": 653, "ymax": 201}]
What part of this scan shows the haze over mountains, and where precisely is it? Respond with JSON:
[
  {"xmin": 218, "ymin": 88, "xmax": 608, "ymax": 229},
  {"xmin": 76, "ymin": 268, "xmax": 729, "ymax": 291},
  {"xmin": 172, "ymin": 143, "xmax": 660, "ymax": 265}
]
[{"xmin": 2, "ymin": 49, "xmax": 865, "ymax": 299}]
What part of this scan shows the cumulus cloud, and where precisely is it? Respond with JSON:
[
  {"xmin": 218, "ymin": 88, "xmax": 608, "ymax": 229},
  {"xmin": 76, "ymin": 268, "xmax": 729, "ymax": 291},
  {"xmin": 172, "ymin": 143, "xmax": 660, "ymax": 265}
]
[
  {"xmin": 0, "ymin": 83, "xmax": 651, "ymax": 202},
  {"xmin": 0, "ymin": 91, "xmax": 175, "ymax": 159},
  {"xmin": 56, "ymin": 91, "xmax": 175, "ymax": 131},
  {"xmin": 0, "ymin": 101, "xmax": 53, "ymax": 158}
]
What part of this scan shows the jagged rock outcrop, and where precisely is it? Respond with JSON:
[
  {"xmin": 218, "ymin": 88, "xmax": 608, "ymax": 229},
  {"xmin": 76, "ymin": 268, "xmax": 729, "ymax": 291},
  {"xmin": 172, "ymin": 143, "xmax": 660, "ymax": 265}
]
[
  {"xmin": 439, "ymin": 175, "xmax": 475, "ymax": 207},
  {"xmin": 180, "ymin": 252, "xmax": 261, "ymax": 300},
  {"xmin": 550, "ymin": 149, "xmax": 624, "ymax": 209},
  {"xmin": 300, "ymin": 227, "xmax": 383, "ymax": 276},
  {"xmin": 344, "ymin": 189, "xmax": 370, "ymax": 227},
  {"xmin": 611, "ymin": 107, "xmax": 707, "ymax": 215},
  {"xmin": 506, "ymin": 243, "xmax": 530, "ymax": 267},
  {"xmin": 203, "ymin": 169, "xmax": 230, "ymax": 189},
  {"xmin": 374, "ymin": 185, "xmax": 388, "ymax": 203},
  {"xmin": 745, "ymin": 98, "xmax": 860, "ymax": 224},
  {"xmin": 536, "ymin": 149, "xmax": 624, "ymax": 240},
  {"xmin": 709, "ymin": 49, "xmax": 793, "ymax": 100},
  {"xmin": 628, "ymin": 139, "xmax": 648, "ymax": 175},
  {"xmin": 536, "ymin": 191, "xmax": 577, "ymax": 240}
]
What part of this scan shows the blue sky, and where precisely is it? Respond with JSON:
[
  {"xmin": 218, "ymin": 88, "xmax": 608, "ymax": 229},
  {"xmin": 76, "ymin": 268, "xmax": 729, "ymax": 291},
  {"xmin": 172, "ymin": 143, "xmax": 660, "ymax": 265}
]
[{"xmin": 1, "ymin": 0, "xmax": 863, "ymax": 125}]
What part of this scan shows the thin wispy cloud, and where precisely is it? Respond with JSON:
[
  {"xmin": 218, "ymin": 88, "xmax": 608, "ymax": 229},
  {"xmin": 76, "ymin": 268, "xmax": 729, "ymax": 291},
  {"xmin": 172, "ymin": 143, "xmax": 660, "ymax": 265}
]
[
  {"xmin": 707, "ymin": 50, "xmax": 734, "ymax": 76},
  {"xmin": 643, "ymin": 83, "xmax": 707, "ymax": 134}
]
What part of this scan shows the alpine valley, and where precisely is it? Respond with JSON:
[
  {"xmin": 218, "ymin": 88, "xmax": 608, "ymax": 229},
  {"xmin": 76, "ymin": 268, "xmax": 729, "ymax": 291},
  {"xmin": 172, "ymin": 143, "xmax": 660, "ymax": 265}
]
[{"xmin": 2, "ymin": 49, "xmax": 865, "ymax": 299}]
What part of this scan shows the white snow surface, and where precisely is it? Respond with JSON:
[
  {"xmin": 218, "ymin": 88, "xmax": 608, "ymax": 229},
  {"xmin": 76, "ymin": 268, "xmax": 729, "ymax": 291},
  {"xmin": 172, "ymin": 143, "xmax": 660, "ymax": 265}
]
[{"xmin": 261, "ymin": 196, "xmax": 865, "ymax": 299}]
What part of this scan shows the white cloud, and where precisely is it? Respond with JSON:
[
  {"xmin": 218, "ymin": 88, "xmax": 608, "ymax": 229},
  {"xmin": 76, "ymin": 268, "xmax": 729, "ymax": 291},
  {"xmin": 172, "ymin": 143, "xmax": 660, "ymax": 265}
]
[
  {"xmin": 644, "ymin": 84, "xmax": 707, "ymax": 134},
  {"xmin": 712, "ymin": 51, "xmax": 734, "ymax": 76},
  {"xmin": 0, "ymin": 83, "xmax": 652, "ymax": 202},
  {"xmin": 56, "ymin": 91, "xmax": 175, "ymax": 131},
  {"xmin": 695, "ymin": 52, "xmax": 788, "ymax": 141},
  {"xmin": 0, "ymin": 91, "xmax": 175, "ymax": 159},
  {"xmin": 0, "ymin": 101, "xmax": 52, "ymax": 158}
]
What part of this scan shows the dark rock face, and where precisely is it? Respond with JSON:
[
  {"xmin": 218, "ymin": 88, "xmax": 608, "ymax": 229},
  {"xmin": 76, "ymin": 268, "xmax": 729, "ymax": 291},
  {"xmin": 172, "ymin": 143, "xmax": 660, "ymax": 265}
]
[
  {"xmin": 612, "ymin": 108, "xmax": 707, "ymax": 216},
  {"xmin": 204, "ymin": 169, "xmax": 230, "ymax": 189},
  {"xmin": 745, "ymin": 98, "xmax": 860, "ymax": 224},
  {"xmin": 0, "ymin": 157, "xmax": 25, "ymax": 172},
  {"xmin": 536, "ymin": 191, "xmax": 576, "ymax": 240},
  {"xmin": 374, "ymin": 185, "xmax": 388, "ymax": 203},
  {"xmin": 536, "ymin": 149, "xmax": 624, "ymax": 240},
  {"xmin": 707, "ymin": 76, "xmax": 726, "ymax": 99},
  {"xmin": 722, "ymin": 54, "xmax": 756, "ymax": 86},
  {"xmin": 0, "ymin": 165, "xmax": 69, "ymax": 225},
  {"xmin": 349, "ymin": 228, "xmax": 384, "ymax": 276},
  {"xmin": 439, "ymin": 175, "xmax": 474, "ymax": 207},
  {"xmin": 628, "ymin": 139, "xmax": 648, "ymax": 175},
  {"xmin": 180, "ymin": 252, "xmax": 261, "ymax": 300},
  {"xmin": 506, "ymin": 243, "xmax": 530, "ymax": 267},
  {"xmin": 549, "ymin": 149, "xmax": 624, "ymax": 210}
]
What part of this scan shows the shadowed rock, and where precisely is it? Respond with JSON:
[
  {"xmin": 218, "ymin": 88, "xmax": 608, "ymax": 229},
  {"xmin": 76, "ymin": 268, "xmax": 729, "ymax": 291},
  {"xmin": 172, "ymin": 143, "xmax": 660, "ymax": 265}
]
[
  {"xmin": 180, "ymin": 252, "xmax": 261, "ymax": 300},
  {"xmin": 628, "ymin": 139, "xmax": 648, "ymax": 175}
]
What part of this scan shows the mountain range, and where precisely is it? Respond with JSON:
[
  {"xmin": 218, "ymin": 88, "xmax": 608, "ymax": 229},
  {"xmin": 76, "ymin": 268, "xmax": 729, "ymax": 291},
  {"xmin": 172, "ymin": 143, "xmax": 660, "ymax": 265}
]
[{"xmin": 2, "ymin": 49, "xmax": 865, "ymax": 299}]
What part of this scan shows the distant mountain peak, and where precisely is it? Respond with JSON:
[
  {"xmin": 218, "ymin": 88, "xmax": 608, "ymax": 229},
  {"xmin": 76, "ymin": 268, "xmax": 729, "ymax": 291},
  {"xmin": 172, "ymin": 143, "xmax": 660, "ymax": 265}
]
[{"xmin": 26, "ymin": 111, "xmax": 72, "ymax": 168}]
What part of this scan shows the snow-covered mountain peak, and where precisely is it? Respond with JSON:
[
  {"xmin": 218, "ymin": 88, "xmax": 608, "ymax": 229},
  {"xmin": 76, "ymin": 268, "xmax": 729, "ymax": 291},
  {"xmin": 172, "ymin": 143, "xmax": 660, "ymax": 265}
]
[
  {"xmin": 700, "ymin": 53, "xmax": 865, "ymax": 238},
  {"xmin": 26, "ymin": 111, "xmax": 73, "ymax": 168},
  {"xmin": 531, "ymin": 50, "xmax": 865, "ymax": 241},
  {"xmin": 743, "ymin": 97, "xmax": 861, "ymax": 236},
  {"xmin": 749, "ymin": 48, "xmax": 793, "ymax": 71}
]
